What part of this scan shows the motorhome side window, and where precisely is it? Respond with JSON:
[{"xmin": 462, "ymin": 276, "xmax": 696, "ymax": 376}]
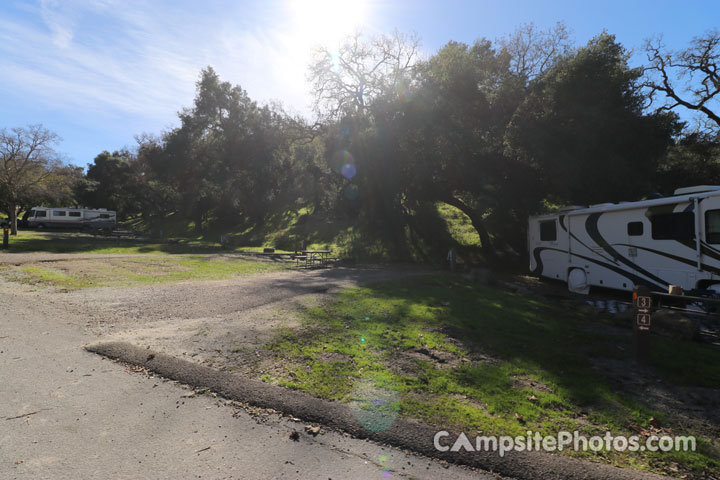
[
  {"xmin": 650, "ymin": 212, "xmax": 695, "ymax": 240},
  {"xmin": 35, "ymin": 210, "xmax": 46, "ymax": 218},
  {"xmin": 539, "ymin": 220, "xmax": 557, "ymax": 242},
  {"xmin": 53, "ymin": 211, "xmax": 66, "ymax": 217},
  {"xmin": 627, "ymin": 222, "xmax": 643, "ymax": 236},
  {"xmin": 69, "ymin": 212, "xmax": 81, "ymax": 217},
  {"xmin": 706, "ymin": 210, "xmax": 720, "ymax": 244}
]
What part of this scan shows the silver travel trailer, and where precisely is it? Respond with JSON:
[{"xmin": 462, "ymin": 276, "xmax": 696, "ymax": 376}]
[
  {"xmin": 27, "ymin": 207, "xmax": 116, "ymax": 231},
  {"xmin": 528, "ymin": 186, "xmax": 720, "ymax": 294}
]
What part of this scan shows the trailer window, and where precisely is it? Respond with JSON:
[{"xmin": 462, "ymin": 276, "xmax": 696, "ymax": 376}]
[
  {"xmin": 68, "ymin": 211, "xmax": 81, "ymax": 217},
  {"xmin": 53, "ymin": 211, "xmax": 66, "ymax": 217},
  {"xmin": 35, "ymin": 210, "xmax": 46, "ymax": 218},
  {"xmin": 539, "ymin": 220, "xmax": 557, "ymax": 242},
  {"xmin": 651, "ymin": 212, "xmax": 695, "ymax": 240},
  {"xmin": 627, "ymin": 222, "xmax": 643, "ymax": 236},
  {"xmin": 706, "ymin": 210, "xmax": 720, "ymax": 244}
]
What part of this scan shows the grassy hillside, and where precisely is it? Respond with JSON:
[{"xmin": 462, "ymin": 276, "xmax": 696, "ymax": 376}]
[{"xmin": 116, "ymin": 203, "xmax": 483, "ymax": 262}]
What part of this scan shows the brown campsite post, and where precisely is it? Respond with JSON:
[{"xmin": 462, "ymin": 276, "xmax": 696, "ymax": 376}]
[{"xmin": 632, "ymin": 285, "xmax": 652, "ymax": 366}]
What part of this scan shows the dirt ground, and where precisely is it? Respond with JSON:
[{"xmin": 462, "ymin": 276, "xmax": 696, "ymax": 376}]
[
  {"xmin": 3, "ymin": 253, "xmax": 718, "ymax": 475},
  {"xmin": 1, "ymin": 255, "xmax": 431, "ymax": 378},
  {"xmin": 0, "ymin": 254, "xmax": 497, "ymax": 480},
  {"xmin": 4, "ymin": 254, "xmax": 718, "ymax": 432}
]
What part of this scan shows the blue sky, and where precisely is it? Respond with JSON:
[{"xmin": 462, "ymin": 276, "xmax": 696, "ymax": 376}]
[{"xmin": 1, "ymin": 0, "xmax": 718, "ymax": 168}]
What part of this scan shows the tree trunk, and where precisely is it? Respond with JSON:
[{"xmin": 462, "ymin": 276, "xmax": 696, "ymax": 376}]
[
  {"xmin": 9, "ymin": 205, "xmax": 18, "ymax": 236},
  {"xmin": 195, "ymin": 211, "xmax": 204, "ymax": 234},
  {"xmin": 441, "ymin": 196, "xmax": 497, "ymax": 264}
]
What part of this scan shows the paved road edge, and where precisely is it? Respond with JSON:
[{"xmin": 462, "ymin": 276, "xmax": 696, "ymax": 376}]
[{"xmin": 85, "ymin": 341, "xmax": 674, "ymax": 480}]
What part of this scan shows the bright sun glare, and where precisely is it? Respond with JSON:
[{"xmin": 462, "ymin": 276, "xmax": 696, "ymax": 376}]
[{"xmin": 289, "ymin": 0, "xmax": 370, "ymax": 47}]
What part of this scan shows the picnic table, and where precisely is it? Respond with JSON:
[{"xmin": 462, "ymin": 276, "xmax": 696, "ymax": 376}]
[{"xmin": 295, "ymin": 249, "xmax": 334, "ymax": 267}]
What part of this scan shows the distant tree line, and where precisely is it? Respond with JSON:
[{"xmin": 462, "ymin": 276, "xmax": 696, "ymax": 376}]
[
  {"xmin": 0, "ymin": 125, "xmax": 83, "ymax": 234},
  {"xmin": 2, "ymin": 26, "xmax": 720, "ymax": 266}
]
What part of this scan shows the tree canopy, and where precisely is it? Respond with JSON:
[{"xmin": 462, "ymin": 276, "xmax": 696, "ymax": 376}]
[
  {"xmin": 508, "ymin": 33, "xmax": 679, "ymax": 205},
  {"xmin": 9, "ymin": 26, "xmax": 715, "ymax": 266},
  {"xmin": 0, "ymin": 124, "xmax": 78, "ymax": 234}
]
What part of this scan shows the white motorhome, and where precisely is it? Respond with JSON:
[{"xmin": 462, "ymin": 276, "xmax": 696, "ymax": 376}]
[
  {"xmin": 27, "ymin": 207, "xmax": 116, "ymax": 231},
  {"xmin": 528, "ymin": 186, "xmax": 720, "ymax": 294}
]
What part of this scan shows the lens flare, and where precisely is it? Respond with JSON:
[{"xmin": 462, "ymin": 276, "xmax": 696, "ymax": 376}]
[
  {"xmin": 331, "ymin": 149, "xmax": 355, "ymax": 175},
  {"xmin": 344, "ymin": 184, "xmax": 359, "ymax": 201},
  {"xmin": 350, "ymin": 379, "xmax": 400, "ymax": 432},
  {"xmin": 378, "ymin": 454, "xmax": 393, "ymax": 478},
  {"xmin": 394, "ymin": 78, "xmax": 412, "ymax": 102},
  {"xmin": 331, "ymin": 51, "xmax": 341, "ymax": 73},
  {"xmin": 341, "ymin": 162, "xmax": 357, "ymax": 179}
]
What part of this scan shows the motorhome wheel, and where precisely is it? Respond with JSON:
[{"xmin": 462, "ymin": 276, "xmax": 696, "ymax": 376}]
[{"xmin": 568, "ymin": 268, "xmax": 590, "ymax": 295}]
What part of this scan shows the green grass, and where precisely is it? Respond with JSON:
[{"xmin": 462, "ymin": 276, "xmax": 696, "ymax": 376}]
[
  {"xmin": 6, "ymin": 217, "xmax": 353, "ymax": 256},
  {"xmin": 4, "ymin": 230, "xmax": 219, "ymax": 254},
  {"xmin": 436, "ymin": 202, "xmax": 481, "ymax": 247},
  {"xmin": 586, "ymin": 317, "xmax": 720, "ymax": 388},
  {"xmin": 651, "ymin": 336, "xmax": 720, "ymax": 387},
  {"xmin": 211, "ymin": 209, "xmax": 360, "ymax": 257},
  {"xmin": 6, "ymin": 255, "xmax": 290, "ymax": 290},
  {"xmin": 264, "ymin": 275, "xmax": 719, "ymax": 476},
  {"xmin": 5, "ymin": 229, "xmax": 318, "ymax": 256},
  {"xmin": 18, "ymin": 265, "xmax": 97, "ymax": 289}
]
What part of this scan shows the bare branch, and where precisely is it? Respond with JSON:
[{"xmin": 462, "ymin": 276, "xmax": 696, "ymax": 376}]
[
  {"xmin": 497, "ymin": 21, "xmax": 573, "ymax": 81},
  {"xmin": 308, "ymin": 30, "xmax": 422, "ymax": 122},
  {"xmin": 0, "ymin": 124, "xmax": 64, "ymax": 232},
  {"xmin": 643, "ymin": 30, "xmax": 720, "ymax": 132}
]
